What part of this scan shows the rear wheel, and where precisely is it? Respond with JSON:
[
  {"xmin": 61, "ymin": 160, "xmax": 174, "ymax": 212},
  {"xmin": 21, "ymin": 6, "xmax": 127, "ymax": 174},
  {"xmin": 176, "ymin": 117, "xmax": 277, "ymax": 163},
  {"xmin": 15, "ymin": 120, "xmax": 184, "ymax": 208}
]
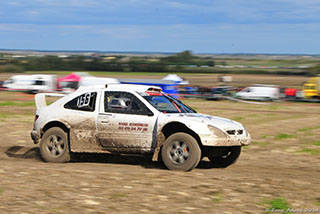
[
  {"xmin": 161, "ymin": 132, "xmax": 201, "ymax": 171},
  {"xmin": 40, "ymin": 127, "xmax": 70, "ymax": 163},
  {"xmin": 208, "ymin": 146, "xmax": 241, "ymax": 168}
]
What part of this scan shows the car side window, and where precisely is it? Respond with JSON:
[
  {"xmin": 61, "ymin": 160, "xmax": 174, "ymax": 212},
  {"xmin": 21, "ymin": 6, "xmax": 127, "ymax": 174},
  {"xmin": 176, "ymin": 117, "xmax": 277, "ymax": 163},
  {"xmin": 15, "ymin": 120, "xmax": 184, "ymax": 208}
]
[
  {"xmin": 34, "ymin": 80, "xmax": 45, "ymax": 85},
  {"xmin": 64, "ymin": 92, "xmax": 97, "ymax": 112},
  {"xmin": 105, "ymin": 91, "xmax": 153, "ymax": 116}
]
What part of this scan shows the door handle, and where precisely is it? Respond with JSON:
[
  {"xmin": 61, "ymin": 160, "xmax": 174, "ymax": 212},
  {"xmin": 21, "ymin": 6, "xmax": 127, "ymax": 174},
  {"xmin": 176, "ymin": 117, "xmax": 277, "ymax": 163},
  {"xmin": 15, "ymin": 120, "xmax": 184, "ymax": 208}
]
[
  {"xmin": 99, "ymin": 113, "xmax": 113, "ymax": 116},
  {"xmin": 101, "ymin": 121, "xmax": 109, "ymax": 124}
]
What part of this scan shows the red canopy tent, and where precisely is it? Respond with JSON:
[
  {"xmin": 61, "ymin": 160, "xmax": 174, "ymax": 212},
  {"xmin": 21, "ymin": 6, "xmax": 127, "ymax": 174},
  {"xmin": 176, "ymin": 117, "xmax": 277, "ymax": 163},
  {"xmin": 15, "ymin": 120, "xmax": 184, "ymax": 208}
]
[
  {"xmin": 57, "ymin": 73, "xmax": 82, "ymax": 82},
  {"xmin": 57, "ymin": 73, "xmax": 82, "ymax": 90}
]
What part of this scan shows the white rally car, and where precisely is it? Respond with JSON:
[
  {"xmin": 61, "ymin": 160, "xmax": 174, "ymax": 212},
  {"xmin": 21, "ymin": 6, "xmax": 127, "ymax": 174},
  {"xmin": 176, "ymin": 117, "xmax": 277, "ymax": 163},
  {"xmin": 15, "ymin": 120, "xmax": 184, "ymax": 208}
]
[{"xmin": 31, "ymin": 84, "xmax": 251, "ymax": 171}]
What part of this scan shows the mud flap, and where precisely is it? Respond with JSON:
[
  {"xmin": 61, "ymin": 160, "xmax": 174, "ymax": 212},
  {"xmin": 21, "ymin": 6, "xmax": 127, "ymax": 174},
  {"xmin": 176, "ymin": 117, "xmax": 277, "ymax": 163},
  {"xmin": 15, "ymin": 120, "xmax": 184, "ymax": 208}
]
[{"xmin": 152, "ymin": 132, "xmax": 165, "ymax": 161}]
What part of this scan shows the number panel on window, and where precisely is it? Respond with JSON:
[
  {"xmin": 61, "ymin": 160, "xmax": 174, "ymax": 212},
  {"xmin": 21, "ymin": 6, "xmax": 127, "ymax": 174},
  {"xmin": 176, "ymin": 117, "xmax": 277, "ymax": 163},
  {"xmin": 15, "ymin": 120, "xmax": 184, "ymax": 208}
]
[{"xmin": 64, "ymin": 92, "xmax": 97, "ymax": 112}]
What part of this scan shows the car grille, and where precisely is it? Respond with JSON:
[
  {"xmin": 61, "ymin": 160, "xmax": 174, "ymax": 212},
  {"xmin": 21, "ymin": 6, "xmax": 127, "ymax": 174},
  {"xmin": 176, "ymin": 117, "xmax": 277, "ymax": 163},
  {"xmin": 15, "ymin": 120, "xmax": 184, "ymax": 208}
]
[{"xmin": 227, "ymin": 130, "xmax": 243, "ymax": 135}]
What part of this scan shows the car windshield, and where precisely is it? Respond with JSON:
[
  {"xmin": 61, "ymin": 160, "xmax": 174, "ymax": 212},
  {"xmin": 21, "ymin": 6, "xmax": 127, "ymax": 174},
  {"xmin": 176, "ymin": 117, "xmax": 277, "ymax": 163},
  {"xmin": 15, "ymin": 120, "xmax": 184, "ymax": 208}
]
[{"xmin": 143, "ymin": 93, "xmax": 196, "ymax": 113}]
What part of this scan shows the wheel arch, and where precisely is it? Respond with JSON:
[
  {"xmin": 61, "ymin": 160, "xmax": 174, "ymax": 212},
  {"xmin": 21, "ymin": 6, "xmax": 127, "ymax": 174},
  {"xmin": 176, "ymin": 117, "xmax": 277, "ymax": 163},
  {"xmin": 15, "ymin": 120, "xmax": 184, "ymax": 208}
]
[
  {"xmin": 161, "ymin": 121, "xmax": 202, "ymax": 146},
  {"xmin": 41, "ymin": 120, "xmax": 70, "ymax": 137}
]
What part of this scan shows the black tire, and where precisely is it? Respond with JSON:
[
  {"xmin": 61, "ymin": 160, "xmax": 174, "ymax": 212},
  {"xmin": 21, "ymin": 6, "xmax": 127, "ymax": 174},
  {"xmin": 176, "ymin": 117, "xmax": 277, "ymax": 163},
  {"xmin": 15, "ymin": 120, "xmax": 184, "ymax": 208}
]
[
  {"xmin": 264, "ymin": 97, "xmax": 272, "ymax": 102},
  {"xmin": 161, "ymin": 132, "xmax": 201, "ymax": 171},
  {"xmin": 28, "ymin": 90, "xmax": 38, "ymax": 94},
  {"xmin": 40, "ymin": 127, "xmax": 70, "ymax": 163},
  {"xmin": 208, "ymin": 146, "xmax": 241, "ymax": 168}
]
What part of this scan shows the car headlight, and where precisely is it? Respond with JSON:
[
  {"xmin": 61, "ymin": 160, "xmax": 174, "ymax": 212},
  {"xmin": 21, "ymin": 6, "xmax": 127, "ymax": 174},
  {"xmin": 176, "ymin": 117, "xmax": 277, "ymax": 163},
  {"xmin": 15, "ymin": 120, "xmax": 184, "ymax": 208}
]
[
  {"xmin": 244, "ymin": 128, "xmax": 250, "ymax": 137},
  {"xmin": 208, "ymin": 125, "xmax": 227, "ymax": 138}
]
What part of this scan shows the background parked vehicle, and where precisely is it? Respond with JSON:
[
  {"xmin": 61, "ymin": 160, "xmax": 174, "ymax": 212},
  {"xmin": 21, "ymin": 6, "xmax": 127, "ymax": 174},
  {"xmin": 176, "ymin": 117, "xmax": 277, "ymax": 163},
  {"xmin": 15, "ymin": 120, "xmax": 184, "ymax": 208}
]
[
  {"xmin": 3, "ymin": 75, "xmax": 35, "ymax": 91},
  {"xmin": 205, "ymin": 86, "xmax": 235, "ymax": 100},
  {"xmin": 27, "ymin": 75, "xmax": 57, "ymax": 94},
  {"xmin": 236, "ymin": 84, "xmax": 280, "ymax": 101},
  {"xmin": 3, "ymin": 74, "xmax": 57, "ymax": 93},
  {"xmin": 284, "ymin": 88, "xmax": 298, "ymax": 98},
  {"xmin": 302, "ymin": 76, "xmax": 320, "ymax": 99}
]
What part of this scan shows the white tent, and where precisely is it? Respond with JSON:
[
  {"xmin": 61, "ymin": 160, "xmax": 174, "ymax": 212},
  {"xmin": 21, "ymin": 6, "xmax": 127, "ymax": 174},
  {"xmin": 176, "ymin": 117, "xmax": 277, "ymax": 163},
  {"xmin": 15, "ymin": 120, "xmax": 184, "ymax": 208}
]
[{"xmin": 162, "ymin": 74, "xmax": 189, "ymax": 85}]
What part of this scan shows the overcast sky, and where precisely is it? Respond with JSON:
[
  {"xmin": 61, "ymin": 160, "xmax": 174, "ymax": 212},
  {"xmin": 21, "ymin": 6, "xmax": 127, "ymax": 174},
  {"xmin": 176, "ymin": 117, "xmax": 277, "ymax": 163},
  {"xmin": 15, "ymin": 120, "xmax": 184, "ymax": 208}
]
[{"xmin": 0, "ymin": 0, "xmax": 319, "ymax": 54}]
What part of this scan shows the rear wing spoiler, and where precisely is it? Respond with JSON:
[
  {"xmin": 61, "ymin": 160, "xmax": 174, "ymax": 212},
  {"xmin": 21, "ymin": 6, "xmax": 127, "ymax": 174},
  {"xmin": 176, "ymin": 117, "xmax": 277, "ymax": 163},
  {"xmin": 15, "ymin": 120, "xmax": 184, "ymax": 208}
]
[{"xmin": 35, "ymin": 93, "xmax": 65, "ymax": 109}]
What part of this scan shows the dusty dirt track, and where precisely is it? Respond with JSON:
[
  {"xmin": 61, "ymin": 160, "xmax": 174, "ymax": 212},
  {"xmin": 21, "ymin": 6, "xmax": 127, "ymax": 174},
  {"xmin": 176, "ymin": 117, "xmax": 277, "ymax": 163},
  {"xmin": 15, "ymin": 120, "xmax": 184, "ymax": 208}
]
[{"xmin": 0, "ymin": 90, "xmax": 320, "ymax": 213}]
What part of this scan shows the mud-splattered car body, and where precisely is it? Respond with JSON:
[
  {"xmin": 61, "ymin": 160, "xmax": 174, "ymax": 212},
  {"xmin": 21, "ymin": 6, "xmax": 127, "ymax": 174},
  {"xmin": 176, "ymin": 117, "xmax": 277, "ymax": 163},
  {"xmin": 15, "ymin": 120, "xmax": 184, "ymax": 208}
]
[{"xmin": 31, "ymin": 84, "xmax": 250, "ymax": 171}]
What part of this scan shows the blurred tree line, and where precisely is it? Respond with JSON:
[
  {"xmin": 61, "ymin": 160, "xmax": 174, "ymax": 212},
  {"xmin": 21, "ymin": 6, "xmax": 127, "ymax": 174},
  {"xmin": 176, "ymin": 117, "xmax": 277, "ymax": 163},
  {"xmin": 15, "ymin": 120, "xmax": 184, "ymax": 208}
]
[
  {"xmin": 308, "ymin": 63, "xmax": 320, "ymax": 76},
  {"xmin": 0, "ymin": 50, "xmax": 215, "ymax": 73}
]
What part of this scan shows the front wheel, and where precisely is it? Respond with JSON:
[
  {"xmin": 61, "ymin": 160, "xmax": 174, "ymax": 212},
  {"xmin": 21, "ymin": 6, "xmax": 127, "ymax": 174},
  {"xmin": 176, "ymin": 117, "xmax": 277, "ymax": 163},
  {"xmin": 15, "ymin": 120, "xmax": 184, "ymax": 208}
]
[
  {"xmin": 40, "ymin": 127, "xmax": 70, "ymax": 163},
  {"xmin": 208, "ymin": 146, "xmax": 241, "ymax": 168},
  {"xmin": 161, "ymin": 132, "xmax": 201, "ymax": 171}
]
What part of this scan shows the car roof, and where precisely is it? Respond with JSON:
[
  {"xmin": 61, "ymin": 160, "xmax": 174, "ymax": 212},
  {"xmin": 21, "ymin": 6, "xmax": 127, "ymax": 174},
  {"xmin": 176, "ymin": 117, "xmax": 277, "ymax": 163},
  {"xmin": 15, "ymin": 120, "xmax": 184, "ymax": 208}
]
[{"xmin": 76, "ymin": 84, "xmax": 162, "ymax": 93}]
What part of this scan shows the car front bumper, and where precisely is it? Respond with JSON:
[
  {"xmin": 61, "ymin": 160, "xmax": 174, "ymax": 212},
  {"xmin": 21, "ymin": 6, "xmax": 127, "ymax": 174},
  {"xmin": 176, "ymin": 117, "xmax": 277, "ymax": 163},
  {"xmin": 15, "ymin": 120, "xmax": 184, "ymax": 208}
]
[{"xmin": 200, "ymin": 135, "xmax": 251, "ymax": 147}]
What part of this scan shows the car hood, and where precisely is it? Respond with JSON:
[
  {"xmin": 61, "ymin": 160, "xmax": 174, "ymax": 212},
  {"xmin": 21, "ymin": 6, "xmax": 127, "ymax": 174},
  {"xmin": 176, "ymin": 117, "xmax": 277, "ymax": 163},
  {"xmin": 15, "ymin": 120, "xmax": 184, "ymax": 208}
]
[{"xmin": 164, "ymin": 113, "xmax": 244, "ymax": 131}]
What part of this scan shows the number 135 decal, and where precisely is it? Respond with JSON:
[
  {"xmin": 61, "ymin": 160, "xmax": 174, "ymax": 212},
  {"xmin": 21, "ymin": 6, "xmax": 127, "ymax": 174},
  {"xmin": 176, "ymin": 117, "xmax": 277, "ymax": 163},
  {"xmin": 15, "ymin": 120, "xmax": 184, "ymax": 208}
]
[{"xmin": 77, "ymin": 93, "xmax": 91, "ymax": 108}]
